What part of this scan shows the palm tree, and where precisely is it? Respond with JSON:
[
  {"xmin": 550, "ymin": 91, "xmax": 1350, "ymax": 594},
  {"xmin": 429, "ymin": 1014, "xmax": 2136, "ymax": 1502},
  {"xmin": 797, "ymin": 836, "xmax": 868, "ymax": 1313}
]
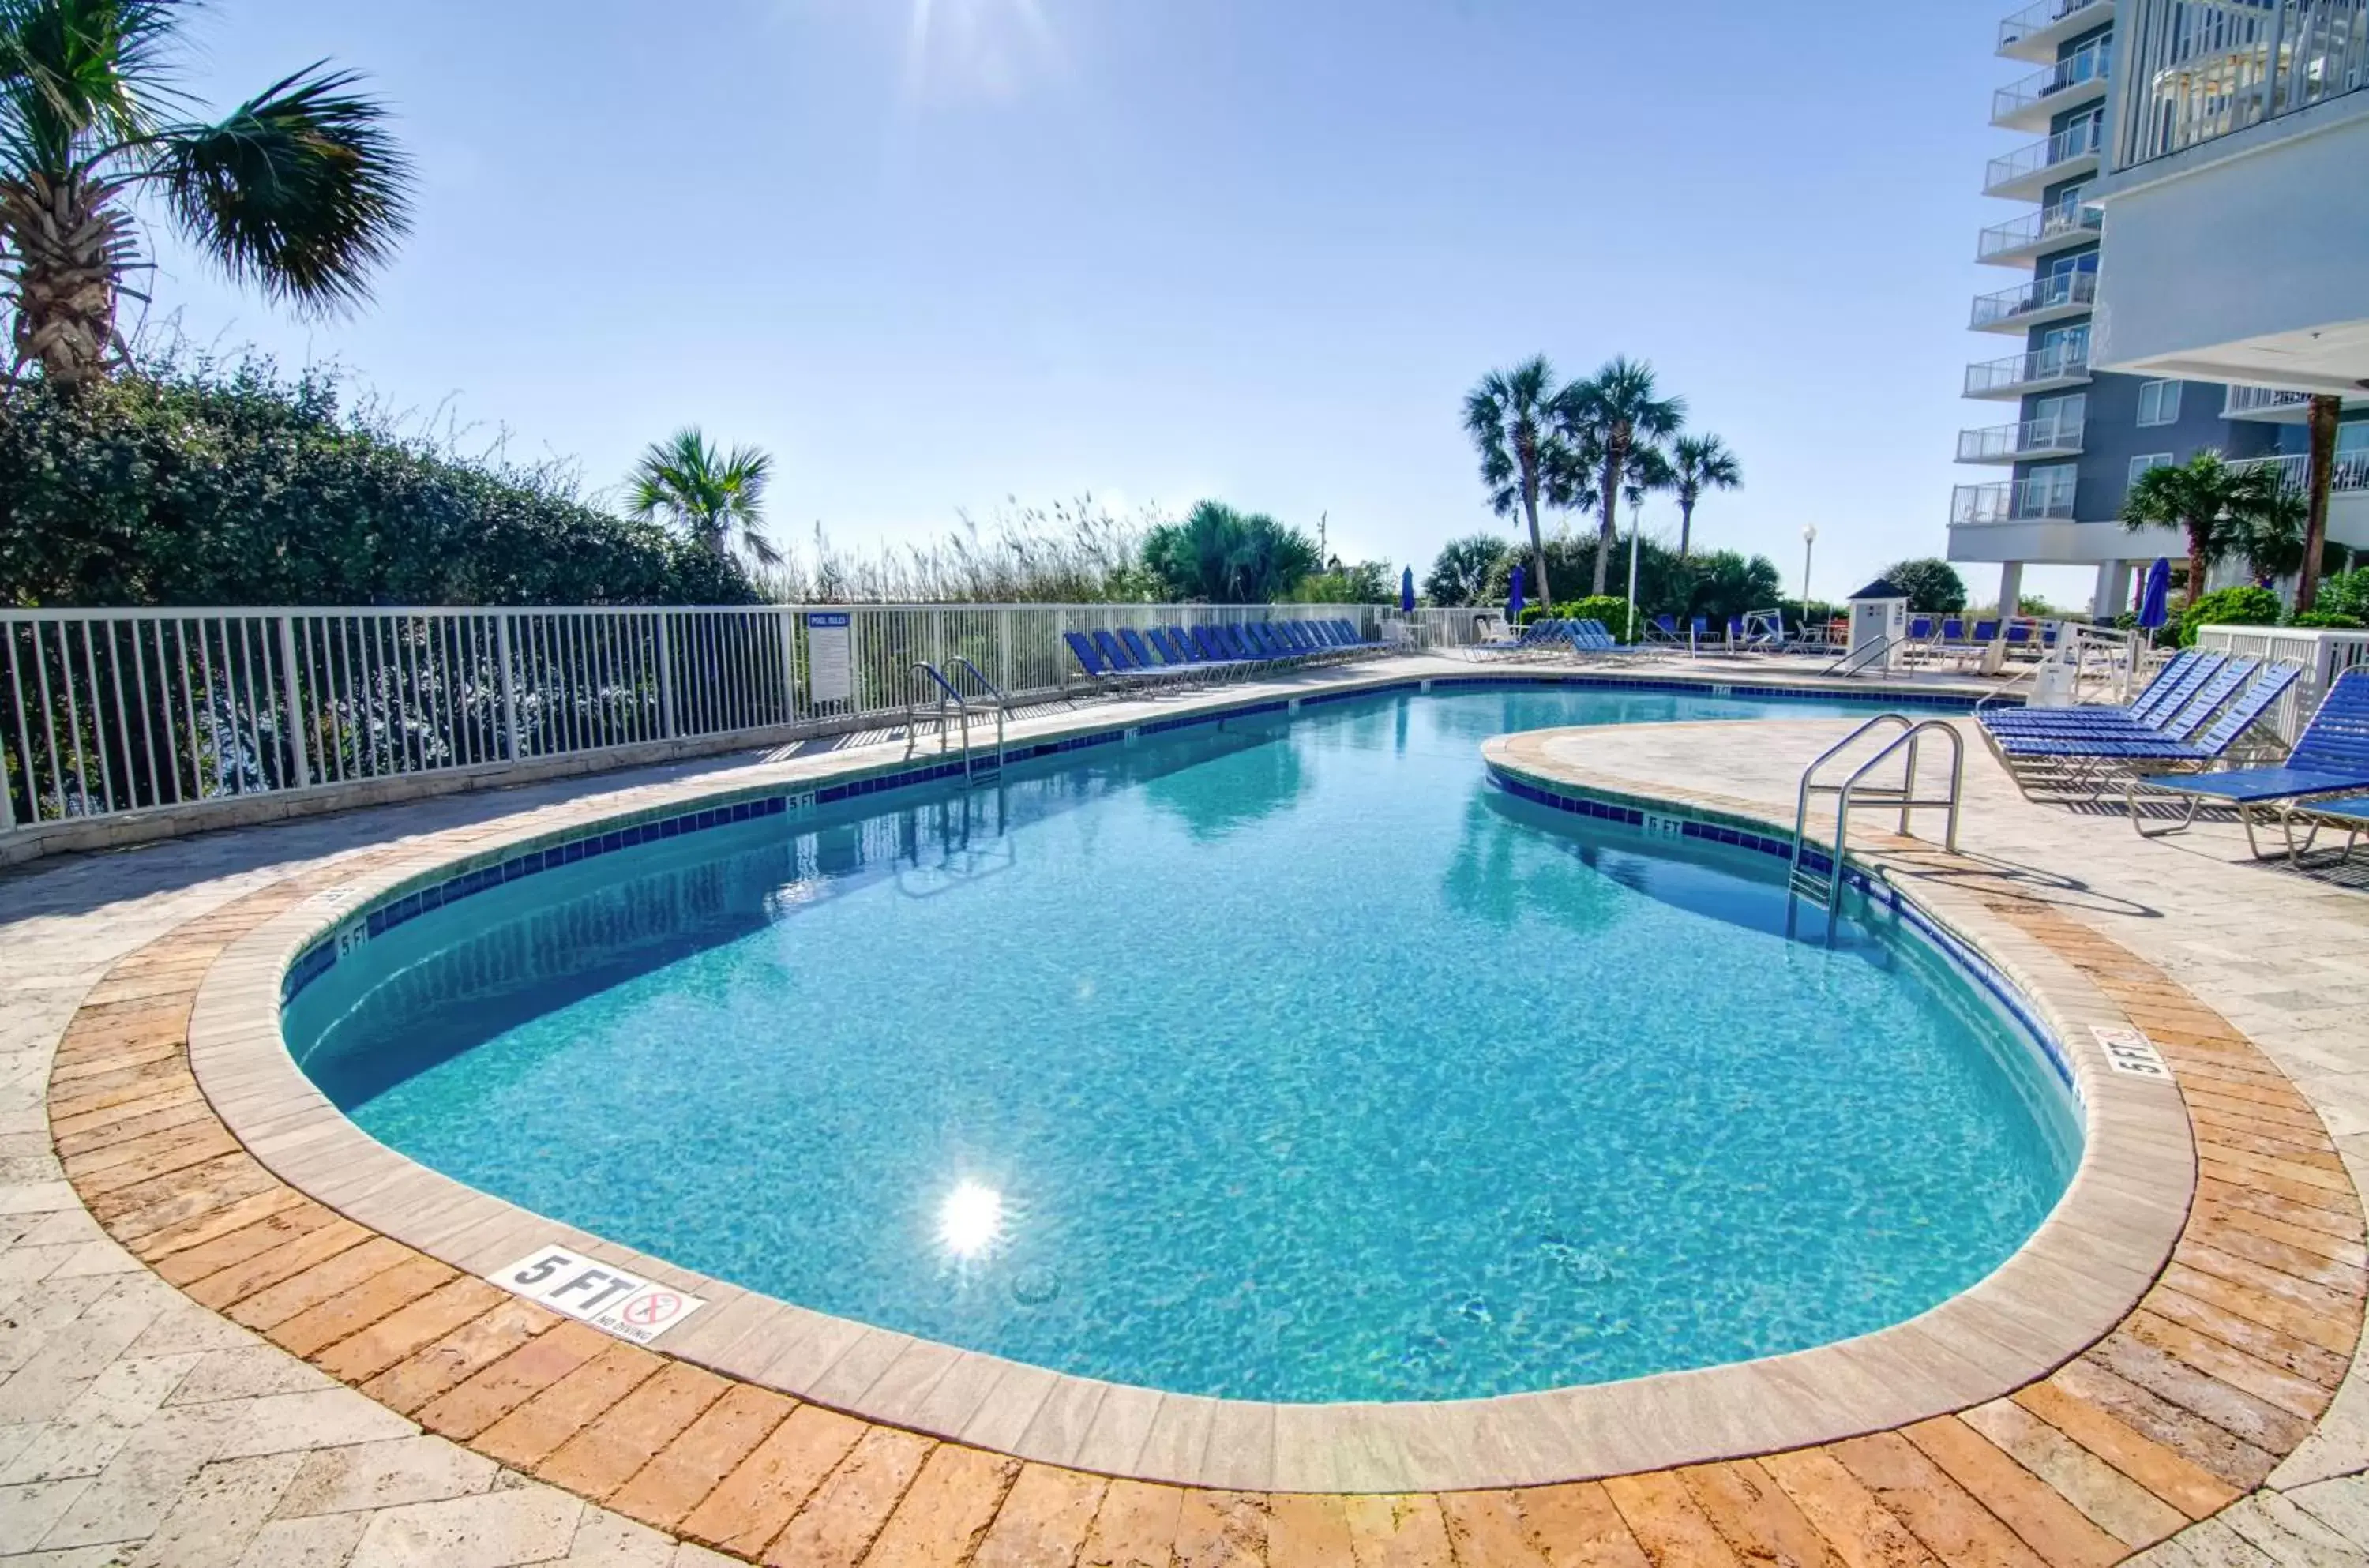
[
  {"xmin": 1142, "ymin": 501, "xmax": 1318, "ymax": 602},
  {"xmin": 1464, "ymin": 357, "xmax": 1570, "ymax": 605},
  {"xmin": 1560, "ymin": 357, "xmax": 1685, "ymax": 595},
  {"xmin": 2119, "ymin": 452, "xmax": 2282, "ymax": 604},
  {"xmin": 2, "ymin": 0, "xmax": 412, "ymax": 389},
  {"xmin": 2236, "ymin": 479, "xmax": 2308, "ymax": 587},
  {"xmin": 1668, "ymin": 434, "xmax": 1741, "ymax": 559},
  {"xmin": 627, "ymin": 430, "xmax": 781, "ymax": 567},
  {"xmin": 2298, "ymin": 394, "xmax": 2342, "ymax": 612}
]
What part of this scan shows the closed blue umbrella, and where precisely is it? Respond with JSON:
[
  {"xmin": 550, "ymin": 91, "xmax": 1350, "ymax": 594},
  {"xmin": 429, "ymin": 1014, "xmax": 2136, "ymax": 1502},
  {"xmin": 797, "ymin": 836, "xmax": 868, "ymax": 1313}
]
[
  {"xmin": 1507, "ymin": 565, "xmax": 1526, "ymax": 627},
  {"xmin": 2138, "ymin": 557, "xmax": 2172, "ymax": 630},
  {"xmin": 1400, "ymin": 566, "xmax": 1417, "ymax": 613}
]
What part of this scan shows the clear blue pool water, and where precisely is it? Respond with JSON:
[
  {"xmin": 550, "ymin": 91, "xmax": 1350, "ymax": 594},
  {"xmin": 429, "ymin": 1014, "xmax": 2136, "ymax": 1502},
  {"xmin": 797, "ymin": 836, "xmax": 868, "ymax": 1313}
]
[{"xmin": 287, "ymin": 688, "xmax": 2080, "ymax": 1403}]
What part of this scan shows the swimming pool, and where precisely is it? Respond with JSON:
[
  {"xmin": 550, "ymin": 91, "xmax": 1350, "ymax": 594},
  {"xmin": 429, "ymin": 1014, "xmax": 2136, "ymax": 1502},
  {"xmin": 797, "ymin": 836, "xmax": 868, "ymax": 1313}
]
[{"xmin": 284, "ymin": 685, "xmax": 2081, "ymax": 1404}]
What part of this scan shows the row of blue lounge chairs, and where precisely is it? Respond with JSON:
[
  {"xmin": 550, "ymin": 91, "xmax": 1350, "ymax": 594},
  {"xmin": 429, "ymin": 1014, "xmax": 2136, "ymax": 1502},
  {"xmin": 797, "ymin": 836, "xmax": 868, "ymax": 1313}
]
[
  {"xmin": 1459, "ymin": 619, "xmax": 1655, "ymax": 662},
  {"xmin": 1977, "ymin": 648, "xmax": 2301, "ymax": 799},
  {"xmin": 1981, "ymin": 651, "xmax": 2369, "ymax": 863},
  {"xmin": 1063, "ymin": 619, "xmax": 1386, "ymax": 692}
]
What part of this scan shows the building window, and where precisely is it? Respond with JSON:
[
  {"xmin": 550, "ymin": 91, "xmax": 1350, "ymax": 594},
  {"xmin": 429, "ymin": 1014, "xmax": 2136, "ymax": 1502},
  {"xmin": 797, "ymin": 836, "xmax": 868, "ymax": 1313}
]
[
  {"xmin": 2137, "ymin": 381, "xmax": 2183, "ymax": 427},
  {"xmin": 2129, "ymin": 452, "xmax": 2175, "ymax": 487}
]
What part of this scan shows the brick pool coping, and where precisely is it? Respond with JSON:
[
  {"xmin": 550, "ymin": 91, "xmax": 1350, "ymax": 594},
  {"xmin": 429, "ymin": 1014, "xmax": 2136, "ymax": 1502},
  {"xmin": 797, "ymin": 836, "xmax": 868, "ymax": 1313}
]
[{"xmin": 40, "ymin": 684, "xmax": 2369, "ymax": 1564}]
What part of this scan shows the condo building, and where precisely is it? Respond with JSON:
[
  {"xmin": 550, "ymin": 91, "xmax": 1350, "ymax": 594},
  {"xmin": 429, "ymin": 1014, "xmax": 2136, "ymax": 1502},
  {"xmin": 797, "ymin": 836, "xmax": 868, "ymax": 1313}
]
[{"xmin": 1950, "ymin": 0, "xmax": 2369, "ymax": 613}]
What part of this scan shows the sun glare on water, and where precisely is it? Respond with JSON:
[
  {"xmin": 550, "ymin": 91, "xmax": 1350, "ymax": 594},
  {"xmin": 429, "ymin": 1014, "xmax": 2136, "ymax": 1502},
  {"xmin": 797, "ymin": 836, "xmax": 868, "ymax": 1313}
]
[{"xmin": 937, "ymin": 1178, "xmax": 1006, "ymax": 1260}]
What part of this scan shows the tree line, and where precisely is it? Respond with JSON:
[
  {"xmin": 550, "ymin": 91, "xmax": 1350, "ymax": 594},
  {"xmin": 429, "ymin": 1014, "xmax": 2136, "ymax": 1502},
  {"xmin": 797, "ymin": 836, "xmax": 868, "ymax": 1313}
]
[{"xmin": 1463, "ymin": 355, "xmax": 1740, "ymax": 605}]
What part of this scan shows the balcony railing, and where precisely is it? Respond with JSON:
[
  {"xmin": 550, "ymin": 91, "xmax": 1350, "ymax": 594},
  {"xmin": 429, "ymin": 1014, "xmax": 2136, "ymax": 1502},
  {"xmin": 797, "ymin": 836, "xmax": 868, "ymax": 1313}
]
[
  {"xmin": 1965, "ymin": 339, "xmax": 2093, "ymax": 395},
  {"xmin": 2224, "ymin": 386, "xmax": 2314, "ymax": 417},
  {"xmin": 1953, "ymin": 478, "xmax": 2081, "ymax": 524},
  {"xmin": 2000, "ymin": 0, "xmax": 2113, "ymax": 54},
  {"xmin": 1977, "ymin": 195, "xmax": 2104, "ymax": 261},
  {"xmin": 2227, "ymin": 450, "xmax": 2369, "ymax": 492},
  {"xmin": 2119, "ymin": 0, "xmax": 2369, "ymax": 165},
  {"xmin": 1995, "ymin": 37, "xmax": 2115, "ymax": 123},
  {"xmin": 1983, "ymin": 117, "xmax": 2107, "ymax": 193},
  {"xmin": 1958, "ymin": 415, "xmax": 2088, "ymax": 461},
  {"xmin": 1970, "ymin": 269, "xmax": 2100, "ymax": 328}
]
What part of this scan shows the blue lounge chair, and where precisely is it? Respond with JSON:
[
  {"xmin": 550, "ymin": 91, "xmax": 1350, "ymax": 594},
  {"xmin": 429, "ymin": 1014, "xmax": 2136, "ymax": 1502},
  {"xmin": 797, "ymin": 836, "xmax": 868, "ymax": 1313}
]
[
  {"xmin": 1575, "ymin": 620, "xmax": 1646, "ymax": 656},
  {"xmin": 1980, "ymin": 650, "xmax": 2207, "ymax": 733},
  {"xmin": 1993, "ymin": 662, "xmax": 2277, "ymax": 763},
  {"xmin": 2125, "ymin": 670, "xmax": 2369, "ymax": 854},
  {"xmin": 1092, "ymin": 628, "xmax": 1184, "ymax": 690},
  {"xmin": 1117, "ymin": 628, "xmax": 1193, "ymax": 685},
  {"xmin": 1162, "ymin": 627, "xmax": 1244, "ymax": 681},
  {"xmin": 1214, "ymin": 625, "xmax": 1278, "ymax": 670},
  {"xmin": 1245, "ymin": 624, "xmax": 1299, "ymax": 662},
  {"xmin": 1985, "ymin": 655, "xmax": 2237, "ymax": 743},
  {"xmin": 1065, "ymin": 631, "xmax": 1157, "ymax": 695},
  {"xmin": 1995, "ymin": 664, "xmax": 2297, "ymax": 801}
]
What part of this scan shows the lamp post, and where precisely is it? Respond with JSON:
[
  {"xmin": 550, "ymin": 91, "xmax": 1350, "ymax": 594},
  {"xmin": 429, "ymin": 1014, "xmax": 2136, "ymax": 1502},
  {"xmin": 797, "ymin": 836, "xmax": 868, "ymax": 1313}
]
[{"xmin": 1800, "ymin": 525, "xmax": 1819, "ymax": 643}]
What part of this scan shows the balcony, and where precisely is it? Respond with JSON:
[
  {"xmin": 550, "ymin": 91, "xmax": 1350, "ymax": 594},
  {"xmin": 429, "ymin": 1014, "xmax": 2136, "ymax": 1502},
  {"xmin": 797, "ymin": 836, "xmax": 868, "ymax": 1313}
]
[
  {"xmin": 1953, "ymin": 477, "xmax": 2080, "ymax": 524},
  {"xmin": 1970, "ymin": 269, "xmax": 2099, "ymax": 332},
  {"xmin": 1976, "ymin": 195, "xmax": 2104, "ymax": 265},
  {"xmin": 1965, "ymin": 340, "xmax": 2093, "ymax": 397},
  {"xmin": 1982, "ymin": 117, "xmax": 2105, "ymax": 199},
  {"xmin": 2121, "ymin": 0, "xmax": 2369, "ymax": 166},
  {"xmin": 2228, "ymin": 450, "xmax": 2369, "ymax": 493},
  {"xmin": 1957, "ymin": 414, "xmax": 2087, "ymax": 463},
  {"xmin": 1999, "ymin": 0, "xmax": 2116, "ymax": 62},
  {"xmin": 2223, "ymin": 386, "xmax": 2369, "ymax": 422},
  {"xmin": 1992, "ymin": 39, "xmax": 2113, "ymax": 131}
]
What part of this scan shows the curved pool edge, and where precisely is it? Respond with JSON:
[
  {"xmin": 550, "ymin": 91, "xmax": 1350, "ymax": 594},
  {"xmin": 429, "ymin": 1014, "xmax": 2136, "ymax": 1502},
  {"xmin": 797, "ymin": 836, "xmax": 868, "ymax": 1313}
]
[{"xmin": 162, "ymin": 704, "xmax": 2205, "ymax": 1496}]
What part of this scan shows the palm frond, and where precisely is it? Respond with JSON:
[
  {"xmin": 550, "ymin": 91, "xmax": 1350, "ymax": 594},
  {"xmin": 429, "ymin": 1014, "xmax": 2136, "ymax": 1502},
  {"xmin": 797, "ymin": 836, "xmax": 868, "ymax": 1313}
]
[
  {"xmin": 153, "ymin": 62, "xmax": 412, "ymax": 313},
  {"xmin": 0, "ymin": 0, "xmax": 185, "ymax": 171}
]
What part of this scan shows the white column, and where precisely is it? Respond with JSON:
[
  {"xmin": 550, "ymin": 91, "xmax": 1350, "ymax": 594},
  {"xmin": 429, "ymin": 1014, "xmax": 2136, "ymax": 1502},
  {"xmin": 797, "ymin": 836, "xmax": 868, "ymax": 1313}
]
[
  {"xmin": 1997, "ymin": 561, "xmax": 2024, "ymax": 618},
  {"xmin": 2093, "ymin": 561, "xmax": 2132, "ymax": 620}
]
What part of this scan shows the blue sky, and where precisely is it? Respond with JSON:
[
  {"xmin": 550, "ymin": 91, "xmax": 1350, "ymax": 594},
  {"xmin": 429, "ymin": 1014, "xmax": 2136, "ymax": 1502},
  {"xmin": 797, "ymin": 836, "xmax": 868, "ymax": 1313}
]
[{"xmin": 141, "ymin": 0, "xmax": 2080, "ymax": 604}]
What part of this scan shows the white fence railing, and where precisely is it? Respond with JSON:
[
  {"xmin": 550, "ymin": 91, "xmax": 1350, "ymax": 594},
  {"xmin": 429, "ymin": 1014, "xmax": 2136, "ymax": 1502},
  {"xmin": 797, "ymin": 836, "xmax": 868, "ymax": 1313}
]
[
  {"xmin": 1995, "ymin": 36, "xmax": 2113, "ymax": 123},
  {"xmin": 1966, "ymin": 340, "xmax": 2092, "ymax": 396},
  {"xmin": 2226, "ymin": 450, "xmax": 2369, "ymax": 494},
  {"xmin": 1, "ymin": 602, "xmax": 1436, "ymax": 835},
  {"xmin": 2197, "ymin": 625, "xmax": 2369, "ymax": 742},
  {"xmin": 1970, "ymin": 268, "xmax": 2099, "ymax": 330}
]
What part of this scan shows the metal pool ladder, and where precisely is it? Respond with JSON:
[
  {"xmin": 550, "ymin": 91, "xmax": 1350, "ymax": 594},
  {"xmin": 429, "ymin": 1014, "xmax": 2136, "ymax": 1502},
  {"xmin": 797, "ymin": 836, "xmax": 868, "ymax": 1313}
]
[
  {"xmin": 1786, "ymin": 714, "xmax": 1965, "ymax": 928},
  {"xmin": 906, "ymin": 659, "xmax": 1008, "ymax": 786}
]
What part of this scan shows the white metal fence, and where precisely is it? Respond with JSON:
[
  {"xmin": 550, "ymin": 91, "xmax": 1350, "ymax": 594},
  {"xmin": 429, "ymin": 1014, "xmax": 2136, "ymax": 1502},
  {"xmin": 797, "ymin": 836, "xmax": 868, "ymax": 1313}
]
[
  {"xmin": 0, "ymin": 602, "xmax": 1442, "ymax": 835},
  {"xmin": 2197, "ymin": 624, "xmax": 2369, "ymax": 741}
]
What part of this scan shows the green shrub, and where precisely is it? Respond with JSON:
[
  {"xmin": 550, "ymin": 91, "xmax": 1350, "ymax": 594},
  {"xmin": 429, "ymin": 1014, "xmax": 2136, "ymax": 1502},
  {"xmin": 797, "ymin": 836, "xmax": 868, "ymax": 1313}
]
[
  {"xmin": 0, "ymin": 351, "xmax": 759, "ymax": 608},
  {"xmin": 2318, "ymin": 568, "xmax": 2369, "ymax": 625},
  {"xmin": 2288, "ymin": 610, "xmax": 2367, "ymax": 630},
  {"xmin": 2176, "ymin": 585, "xmax": 2282, "ymax": 647}
]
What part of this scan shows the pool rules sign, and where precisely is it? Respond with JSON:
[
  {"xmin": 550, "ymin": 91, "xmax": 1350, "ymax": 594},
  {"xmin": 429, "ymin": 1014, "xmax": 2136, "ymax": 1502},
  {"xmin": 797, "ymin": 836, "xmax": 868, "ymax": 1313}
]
[{"xmin": 488, "ymin": 1247, "xmax": 706, "ymax": 1345}]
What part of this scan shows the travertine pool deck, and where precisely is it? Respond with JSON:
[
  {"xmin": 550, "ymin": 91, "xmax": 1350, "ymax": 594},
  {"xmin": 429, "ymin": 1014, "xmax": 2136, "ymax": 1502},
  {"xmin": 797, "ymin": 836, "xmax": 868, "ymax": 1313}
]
[{"xmin": 7, "ymin": 659, "xmax": 2369, "ymax": 1565}]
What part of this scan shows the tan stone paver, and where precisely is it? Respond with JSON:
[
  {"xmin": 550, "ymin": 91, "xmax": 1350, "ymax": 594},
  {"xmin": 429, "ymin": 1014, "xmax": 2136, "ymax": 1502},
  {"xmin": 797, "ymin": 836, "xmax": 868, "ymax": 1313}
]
[{"xmin": 6, "ymin": 669, "xmax": 2369, "ymax": 1563}]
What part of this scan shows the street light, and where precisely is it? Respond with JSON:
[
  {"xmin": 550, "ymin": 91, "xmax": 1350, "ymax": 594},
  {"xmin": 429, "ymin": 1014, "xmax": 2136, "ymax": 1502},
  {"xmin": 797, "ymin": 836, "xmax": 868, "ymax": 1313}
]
[{"xmin": 1800, "ymin": 525, "xmax": 1819, "ymax": 642}]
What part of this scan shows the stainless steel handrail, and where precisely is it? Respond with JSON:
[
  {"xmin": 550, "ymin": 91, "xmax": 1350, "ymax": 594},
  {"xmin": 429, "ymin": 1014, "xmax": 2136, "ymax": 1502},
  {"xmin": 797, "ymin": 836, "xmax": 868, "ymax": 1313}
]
[
  {"xmin": 905, "ymin": 661, "xmax": 1006, "ymax": 783},
  {"xmin": 1788, "ymin": 715, "xmax": 1966, "ymax": 934}
]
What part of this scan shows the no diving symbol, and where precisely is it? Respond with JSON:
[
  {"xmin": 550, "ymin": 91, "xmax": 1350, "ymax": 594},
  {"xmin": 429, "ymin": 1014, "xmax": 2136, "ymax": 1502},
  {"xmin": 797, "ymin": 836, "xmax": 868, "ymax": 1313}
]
[
  {"xmin": 624, "ymin": 1291, "xmax": 682, "ymax": 1329},
  {"xmin": 597, "ymin": 1284, "xmax": 704, "ymax": 1345}
]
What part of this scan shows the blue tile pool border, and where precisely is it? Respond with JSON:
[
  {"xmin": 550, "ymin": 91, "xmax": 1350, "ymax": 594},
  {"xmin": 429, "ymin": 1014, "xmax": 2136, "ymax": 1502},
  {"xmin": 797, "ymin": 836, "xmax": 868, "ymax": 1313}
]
[{"xmin": 280, "ymin": 670, "xmax": 1995, "ymax": 1007}]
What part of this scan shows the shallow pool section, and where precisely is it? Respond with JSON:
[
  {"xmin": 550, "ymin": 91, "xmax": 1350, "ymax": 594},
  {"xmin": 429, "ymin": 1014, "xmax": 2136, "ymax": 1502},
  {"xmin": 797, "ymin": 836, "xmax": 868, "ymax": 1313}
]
[{"xmin": 286, "ymin": 687, "xmax": 2080, "ymax": 1403}]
